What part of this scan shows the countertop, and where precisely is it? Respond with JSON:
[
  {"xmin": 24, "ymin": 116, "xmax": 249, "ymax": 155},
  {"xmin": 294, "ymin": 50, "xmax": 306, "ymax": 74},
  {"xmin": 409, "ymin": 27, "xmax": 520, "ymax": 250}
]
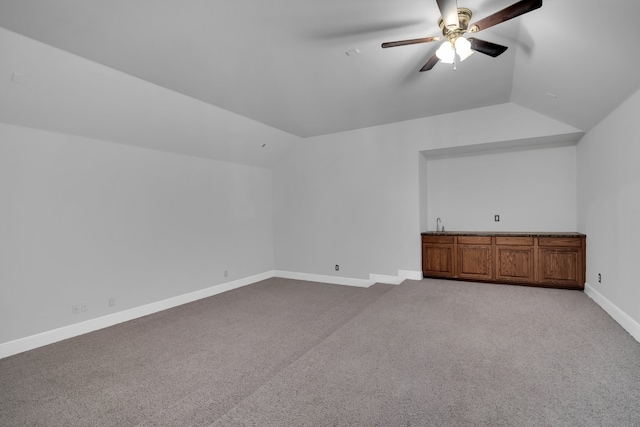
[{"xmin": 421, "ymin": 231, "xmax": 586, "ymax": 237}]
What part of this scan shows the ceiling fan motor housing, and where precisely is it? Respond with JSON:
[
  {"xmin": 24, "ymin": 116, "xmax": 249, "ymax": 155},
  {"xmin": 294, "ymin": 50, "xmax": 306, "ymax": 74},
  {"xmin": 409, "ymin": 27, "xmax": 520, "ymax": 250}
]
[{"xmin": 438, "ymin": 7, "xmax": 473, "ymax": 42}]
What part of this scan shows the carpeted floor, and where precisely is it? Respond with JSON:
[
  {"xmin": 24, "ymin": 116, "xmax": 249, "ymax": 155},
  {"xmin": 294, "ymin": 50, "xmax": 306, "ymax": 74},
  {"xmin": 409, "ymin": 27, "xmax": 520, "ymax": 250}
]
[{"xmin": 1, "ymin": 278, "xmax": 639, "ymax": 426}]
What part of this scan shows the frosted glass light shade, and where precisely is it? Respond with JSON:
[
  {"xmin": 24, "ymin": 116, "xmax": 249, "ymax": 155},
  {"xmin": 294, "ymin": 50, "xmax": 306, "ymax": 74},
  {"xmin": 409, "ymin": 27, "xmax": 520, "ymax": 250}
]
[
  {"xmin": 436, "ymin": 42, "xmax": 455, "ymax": 64},
  {"xmin": 455, "ymin": 37, "xmax": 474, "ymax": 61}
]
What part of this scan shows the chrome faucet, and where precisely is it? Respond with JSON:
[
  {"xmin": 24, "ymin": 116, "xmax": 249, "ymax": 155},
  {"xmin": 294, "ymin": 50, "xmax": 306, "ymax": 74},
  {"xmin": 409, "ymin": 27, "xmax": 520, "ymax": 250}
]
[{"xmin": 436, "ymin": 218, "xmax": 441, "ymax": 232}]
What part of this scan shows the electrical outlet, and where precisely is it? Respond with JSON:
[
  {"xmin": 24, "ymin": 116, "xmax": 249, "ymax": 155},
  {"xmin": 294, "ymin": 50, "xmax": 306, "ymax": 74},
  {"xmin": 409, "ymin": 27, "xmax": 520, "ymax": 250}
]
[
  {"xmin": 81, "ymin": 301, "xmax": 88, "ymax": 312},
  {"xmin": 598, "ymin": 273, "xmax": 601, "ymax": 283},
  {"xmin": 108, "ymin": 298, "xmax": 115, "ymax": 307},
  {"xmin": 72, "ymin": 304, "xmax": 80, "ymax": 315},
  {"xmin": 494, "ymin": 215, "xmax": 500, "ymax": 222},
  {"xmin": 224, "ymin": 270, "xmax": 228, "ymax": 277},
  {"xmin": 335, "ymin": 264, "xmax": 339, "ymax": 271}
]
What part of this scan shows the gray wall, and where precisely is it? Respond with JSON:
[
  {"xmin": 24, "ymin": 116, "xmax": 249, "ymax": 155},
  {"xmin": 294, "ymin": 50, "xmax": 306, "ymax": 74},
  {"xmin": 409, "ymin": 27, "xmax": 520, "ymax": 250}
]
[
  {"xmin": 577, "ymin": 87, "xmax": 640, "ymax": 330},
  {"xmin": 0, "ymin": 123, "xmax": 275, "ymax": 344},
  {"xmin": 273, "ymin": 104, "xmax": 582, "ymax": 280},
  {"xmin": 2, "ymin": 20, "xmax": 639, "ymax": 349},
  {"xmin": 425, "ymin": 145, "xmax": 577, "ymax": 232}
]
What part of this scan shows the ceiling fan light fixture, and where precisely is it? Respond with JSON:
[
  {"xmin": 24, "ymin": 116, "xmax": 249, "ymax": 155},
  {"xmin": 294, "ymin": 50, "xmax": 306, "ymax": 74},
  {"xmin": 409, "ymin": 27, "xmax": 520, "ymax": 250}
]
[
  {"xmin": 454, "ymin": 36, "xmax": 474, "ymax": 61},
  {"xmin": 381, "ymin": 0, "xmax": 543, "ymax": 72},
  {"xmin": 436, "ymin": 41, "xmax": 455, "ymax": 63}
]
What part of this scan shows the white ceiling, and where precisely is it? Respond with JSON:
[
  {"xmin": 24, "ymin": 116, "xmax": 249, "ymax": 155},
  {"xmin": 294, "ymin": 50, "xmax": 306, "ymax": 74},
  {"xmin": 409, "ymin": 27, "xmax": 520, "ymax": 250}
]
[{"xmin": 1, "ymin": 0, "xmax": 640, "ymax": 139}]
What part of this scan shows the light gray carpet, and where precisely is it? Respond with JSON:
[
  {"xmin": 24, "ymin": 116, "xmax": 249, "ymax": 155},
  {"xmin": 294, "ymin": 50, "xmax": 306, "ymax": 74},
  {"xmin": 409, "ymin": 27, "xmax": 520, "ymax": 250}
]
[
  {"xmin": 0, "ymin": 278, "xmax": 394, "ymax": 426},
  {"xmin": 1, "ymin": 278, "xmax": 640, "ymax": 426},
  {"xmin": 213, "ymin": 279, "xmax": 640, "ymax": 426}
]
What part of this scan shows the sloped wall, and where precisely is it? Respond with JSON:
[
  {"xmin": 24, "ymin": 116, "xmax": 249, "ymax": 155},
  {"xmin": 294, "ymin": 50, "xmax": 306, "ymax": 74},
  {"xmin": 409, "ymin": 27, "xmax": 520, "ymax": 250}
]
[{"xmin": 0, "ymin": 26, "xmax": 299, "ymax": 168}]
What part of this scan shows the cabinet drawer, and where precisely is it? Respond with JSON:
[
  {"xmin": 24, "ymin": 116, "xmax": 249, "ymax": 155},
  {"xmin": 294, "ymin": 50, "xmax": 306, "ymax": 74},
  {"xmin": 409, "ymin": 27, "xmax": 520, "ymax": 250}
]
[
  {"xmin": 495, "ymin": 237, "xmax": 534, "ymax": 246},
  {"xmin": 539, "ymin": 237, "xmax": 582, "ymax": 248},
  {"xmin": 458, "ymin": 236, "xmax": 492, "ymax": 245},
  {"xmin": 422, "ymin": 235, "xmax": 454, "ymax": 244}
]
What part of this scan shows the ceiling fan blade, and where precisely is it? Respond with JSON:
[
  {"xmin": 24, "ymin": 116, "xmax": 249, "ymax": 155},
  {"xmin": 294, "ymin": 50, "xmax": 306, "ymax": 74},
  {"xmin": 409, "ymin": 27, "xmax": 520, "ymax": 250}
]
[
  {"xmin": 419, "ymin": 54, "xmax": 440, "ymax": 72},
  {"xmin": 469, "ymin": 0, "xmax": 542, "ymax": 32},
  {"xmin": 436, "ymin": 0, "xmax": 460, "ymax": 29},
  {"xmin": 468, "ymin": 38, "xmax": 508, "ymax": 57},
  {"xmin": 381, "ymin": 36, "xmax": 440, "ymax": 48}
]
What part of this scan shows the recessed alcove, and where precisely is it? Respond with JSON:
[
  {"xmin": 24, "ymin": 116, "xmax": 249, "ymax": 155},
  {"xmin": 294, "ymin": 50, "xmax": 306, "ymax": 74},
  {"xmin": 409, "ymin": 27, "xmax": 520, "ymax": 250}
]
[{"xmin": 418, "ymin": 136, "xmax": 581, "ymax": 234}]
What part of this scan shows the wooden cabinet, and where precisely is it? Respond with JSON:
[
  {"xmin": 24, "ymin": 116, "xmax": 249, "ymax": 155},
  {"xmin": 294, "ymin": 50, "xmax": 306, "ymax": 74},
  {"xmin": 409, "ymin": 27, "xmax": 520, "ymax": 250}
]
[
  {"xmin": 421, "ymin": 233, "xmax": 586, "ymax": 290},
  {"xmin": 422, "ymin": 235, "xmax": 455, "ymax": 278},
  {"xmin": 457, "ymin": 236, "xmax": 493, "ymax": 281},
  {"xmin": 538, "ymin": 237, "xmax": 584, "ymax": 288},
  {"xmin": 495, "ymin": 237, "xmax": 535, "ymax": 284}
]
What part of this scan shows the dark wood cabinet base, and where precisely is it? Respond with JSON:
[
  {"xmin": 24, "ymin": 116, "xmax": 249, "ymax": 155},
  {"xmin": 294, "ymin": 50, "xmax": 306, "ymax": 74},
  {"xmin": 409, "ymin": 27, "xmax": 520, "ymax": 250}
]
[{"xmin": 421, "ymin": 232, "xmax": 586, "ymax": 290}]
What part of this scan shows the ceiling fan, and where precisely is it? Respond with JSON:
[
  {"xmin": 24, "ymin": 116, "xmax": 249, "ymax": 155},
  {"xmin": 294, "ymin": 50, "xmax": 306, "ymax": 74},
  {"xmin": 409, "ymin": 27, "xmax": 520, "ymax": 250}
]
[{"xmin": 381, "ymin": 0, "xmax": 542, "ymax": 71}]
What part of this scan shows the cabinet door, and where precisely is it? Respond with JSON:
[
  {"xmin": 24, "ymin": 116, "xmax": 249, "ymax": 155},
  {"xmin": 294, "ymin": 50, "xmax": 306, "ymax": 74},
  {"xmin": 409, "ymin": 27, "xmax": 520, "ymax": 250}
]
[
  {"xmin": 423, "ymin": 244, "xmax": 455, "ymax": 277},
  {"xmin": 457, "ymin": 245, "xmax": 493, "ymax": 281},
  {"xmin": 538, "ymin": 248, "xmax": 583, "ymax": 288},
  {"xmin": 495, "ymin": 246, "xmax": 534, "ymax": 283}
]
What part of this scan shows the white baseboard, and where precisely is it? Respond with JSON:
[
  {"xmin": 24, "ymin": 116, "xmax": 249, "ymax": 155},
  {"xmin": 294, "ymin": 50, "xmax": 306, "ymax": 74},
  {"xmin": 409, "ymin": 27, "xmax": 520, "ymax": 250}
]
[
  {"xmin": 399, "ymin": 270, "xmax": 424, "ymax": 281},
  {"xmin": 275, "ymin": 270, "xmax": 423, "ymax": 287},
  {"xmin": 584, "ymin": 283, "xmax": 640, "ymax": 343},
  {"xmin": 275, "ymin": 270, "xmax": 373, "ymax": 287},
  {"xmin": 0, "ymin": 271, "xmax": 276, "ymax": 360},
  {"xmin": 1, "ymin": 268, "xmax": 424, "ymax": 359},
  {"xmin": 369, "ymin": 274, "xmax": 403, "ymax": 285},
  {"xmin": 370, "ymin": 269, "xmax": 423, "ymax": 284}
]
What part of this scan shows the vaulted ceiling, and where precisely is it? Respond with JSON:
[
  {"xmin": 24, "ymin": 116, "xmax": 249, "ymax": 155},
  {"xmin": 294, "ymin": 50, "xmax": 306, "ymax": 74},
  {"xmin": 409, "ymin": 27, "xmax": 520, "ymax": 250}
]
[{"xmin": 1, "ymin": 0, "xmax": 640, "ymax": 141}]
